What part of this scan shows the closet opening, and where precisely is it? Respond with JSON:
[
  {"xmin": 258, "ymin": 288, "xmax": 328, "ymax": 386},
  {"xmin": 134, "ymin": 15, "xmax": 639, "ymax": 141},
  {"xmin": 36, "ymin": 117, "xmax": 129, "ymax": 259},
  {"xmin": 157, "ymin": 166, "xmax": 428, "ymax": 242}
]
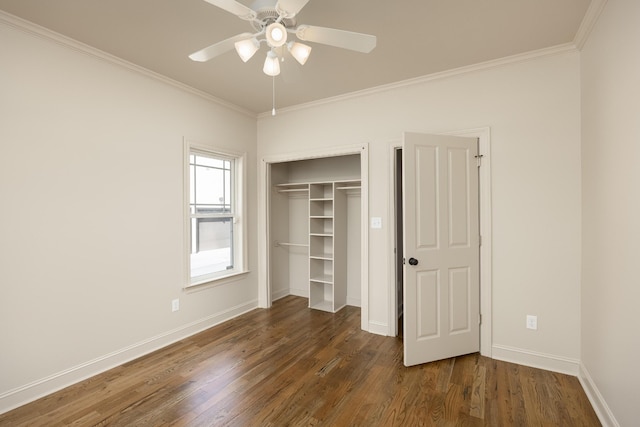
[{"xmin": 267, "ymin": 152, "xmax": 365, "ymax": 315}]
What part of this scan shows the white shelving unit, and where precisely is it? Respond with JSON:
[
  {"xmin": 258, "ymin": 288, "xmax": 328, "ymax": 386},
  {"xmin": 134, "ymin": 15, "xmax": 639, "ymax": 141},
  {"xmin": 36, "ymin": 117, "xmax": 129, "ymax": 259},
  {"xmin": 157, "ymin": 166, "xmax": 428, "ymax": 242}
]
[
  {"xmin": 308, "ymin": 182, "xmax": 337, "ymax": 311},
  {"xmin": 308, "ymin": 180, "xmax": 360, "ymax": 312}
]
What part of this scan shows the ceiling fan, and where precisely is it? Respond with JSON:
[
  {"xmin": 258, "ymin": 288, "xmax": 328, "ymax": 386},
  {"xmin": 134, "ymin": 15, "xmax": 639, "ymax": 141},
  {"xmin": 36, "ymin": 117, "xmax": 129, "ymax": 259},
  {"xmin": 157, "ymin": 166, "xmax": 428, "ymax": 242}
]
[{"xmin": 189, "ymin": 0, "xmax": 377, "ymax": 77}]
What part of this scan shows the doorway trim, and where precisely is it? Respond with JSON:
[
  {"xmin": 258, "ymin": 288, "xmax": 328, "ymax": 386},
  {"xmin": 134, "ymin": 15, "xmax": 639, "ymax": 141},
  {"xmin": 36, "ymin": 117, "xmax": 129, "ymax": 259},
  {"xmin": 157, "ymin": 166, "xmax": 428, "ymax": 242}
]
[
  {"xmin": 388, "ymin": 127, "xmax": 492, "ymax": 357},
  {"xmin": 258, "ymin": 143, "xmax": 370, "ymax": 331}
]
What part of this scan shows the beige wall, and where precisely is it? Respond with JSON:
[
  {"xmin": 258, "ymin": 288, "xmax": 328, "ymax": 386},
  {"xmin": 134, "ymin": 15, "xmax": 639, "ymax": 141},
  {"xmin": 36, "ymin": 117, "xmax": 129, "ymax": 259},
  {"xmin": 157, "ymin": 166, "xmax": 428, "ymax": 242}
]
[
  {"xmin": 0, "ymin": 19, "xmax": 258, "ymax": 411},
  {"xmin": 258, "ymin": 51, "xmax": 583, "ymax": 369},
  {"xmin": 581, "ymin": 1, "xmax": 640, "ymax": 425}
]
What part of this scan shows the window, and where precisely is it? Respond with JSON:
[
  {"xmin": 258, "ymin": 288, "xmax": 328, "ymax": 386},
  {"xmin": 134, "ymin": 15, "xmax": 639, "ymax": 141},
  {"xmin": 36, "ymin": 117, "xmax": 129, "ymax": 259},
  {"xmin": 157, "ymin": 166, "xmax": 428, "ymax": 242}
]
[{"xmin": 187, "ymin": 144, "xmax": 246, "ymax": 286}]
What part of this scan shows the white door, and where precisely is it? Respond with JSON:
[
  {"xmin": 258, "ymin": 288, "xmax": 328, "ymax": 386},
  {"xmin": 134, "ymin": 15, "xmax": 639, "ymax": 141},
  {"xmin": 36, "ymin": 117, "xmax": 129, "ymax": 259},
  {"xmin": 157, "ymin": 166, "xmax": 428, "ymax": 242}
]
[{"xmin": 403, "ymin": 132, "xmax": 480, "ymax": 366}]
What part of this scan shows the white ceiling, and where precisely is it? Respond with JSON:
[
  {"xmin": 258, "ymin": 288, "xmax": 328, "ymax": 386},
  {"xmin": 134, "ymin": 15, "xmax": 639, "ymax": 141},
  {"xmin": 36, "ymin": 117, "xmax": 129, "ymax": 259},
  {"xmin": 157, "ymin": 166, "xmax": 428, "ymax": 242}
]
[{"xmin": 0, "ymin": 0, "xmax": 592, "ymax": 114}]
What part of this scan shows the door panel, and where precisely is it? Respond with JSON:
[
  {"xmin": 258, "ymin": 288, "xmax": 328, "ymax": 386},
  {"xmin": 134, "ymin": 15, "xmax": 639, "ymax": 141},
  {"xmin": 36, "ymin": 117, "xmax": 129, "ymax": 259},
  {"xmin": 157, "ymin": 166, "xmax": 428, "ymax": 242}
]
[
  {"xmin": 403, "ymin": 132, "xmax": 479, "ymax": 367},
  {"xmin": 448, "ymin": 147, "xmax": 471, "ymax": 247},
  {"xmin": 417, "ymin": 270, "xmax": 439, "ymax": 338},
  {"xmin": 449, "ymin": 267, "xmax": 470, "ymax": 333},
  {"xmin": 416, "ymin": 145, "xmax": 439, "ymax": 248}
]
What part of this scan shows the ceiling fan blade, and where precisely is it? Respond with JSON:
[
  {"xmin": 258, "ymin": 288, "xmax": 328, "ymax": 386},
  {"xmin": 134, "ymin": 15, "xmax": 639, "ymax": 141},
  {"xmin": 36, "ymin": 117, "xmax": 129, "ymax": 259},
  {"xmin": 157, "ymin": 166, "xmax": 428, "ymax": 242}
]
[
  {"xmin": 296, "ymin": 25, "xmax": 377, "ymax": 53},
  {"xmin": 189, "ymin": 33, "xmax": 253, "ymax": 62},
  {"xmin": 275, "ymin": 0, "xmax": 310, "ymax": 18},
  {"xmin": 202, "ymin": 0, "xmax": 257, "ymax": 20}
]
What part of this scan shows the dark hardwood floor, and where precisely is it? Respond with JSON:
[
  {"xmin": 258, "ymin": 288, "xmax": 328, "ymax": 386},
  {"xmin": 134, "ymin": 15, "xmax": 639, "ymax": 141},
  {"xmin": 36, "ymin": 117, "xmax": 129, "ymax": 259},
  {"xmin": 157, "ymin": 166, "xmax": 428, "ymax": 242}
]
[{"xmin": 0, "ymin": 296, "xmax": 600, "ymax": 426}]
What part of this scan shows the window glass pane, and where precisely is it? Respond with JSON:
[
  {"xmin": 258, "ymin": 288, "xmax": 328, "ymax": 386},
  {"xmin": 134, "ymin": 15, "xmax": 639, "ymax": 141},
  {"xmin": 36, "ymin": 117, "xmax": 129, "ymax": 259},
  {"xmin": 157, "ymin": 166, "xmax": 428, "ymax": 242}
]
[
  {"xmin": 189, "ymin": 165, "xmax": 195, "ymax": 205},
  {"xmin": 195, "ymin": 165, "xmax": 224, "ymax": 207},
  {"xmin": 224, "ymin": 169, "xmax": 232, "ymax": 212},
  {"xmin": 195, "ymin": 155, "xmax": 224, "ymax": 168},
  {"xmin": 190, "ymin": 217, "xmax": 233, "ymax": 277}
]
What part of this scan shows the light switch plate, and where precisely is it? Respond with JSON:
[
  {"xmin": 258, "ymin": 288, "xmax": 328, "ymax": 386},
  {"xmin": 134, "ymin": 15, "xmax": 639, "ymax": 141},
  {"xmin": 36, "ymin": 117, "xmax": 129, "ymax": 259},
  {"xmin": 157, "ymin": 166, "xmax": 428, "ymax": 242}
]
[
  {"xmin": 371, "ymin": 217, "xmax": 382, "ymax": 229},
  {"xmin": 526, "ymin": 315, "xmax": 537, "ymax": 330}
]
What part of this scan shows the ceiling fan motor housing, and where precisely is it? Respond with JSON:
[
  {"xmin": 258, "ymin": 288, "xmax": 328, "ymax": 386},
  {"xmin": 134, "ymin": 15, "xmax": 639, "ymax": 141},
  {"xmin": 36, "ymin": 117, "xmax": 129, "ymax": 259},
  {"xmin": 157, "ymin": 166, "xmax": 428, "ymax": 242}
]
[{"xmin": 250, "ymin": 7, "xmax": 296, "ymax": 32}]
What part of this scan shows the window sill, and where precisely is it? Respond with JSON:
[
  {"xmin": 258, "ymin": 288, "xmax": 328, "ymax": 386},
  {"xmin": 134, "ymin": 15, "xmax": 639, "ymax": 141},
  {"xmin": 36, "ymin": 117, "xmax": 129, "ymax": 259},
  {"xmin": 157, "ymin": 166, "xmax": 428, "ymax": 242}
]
[{"xmin": 184, "ymin": 270, "xmax": 250, "ymax": 292}]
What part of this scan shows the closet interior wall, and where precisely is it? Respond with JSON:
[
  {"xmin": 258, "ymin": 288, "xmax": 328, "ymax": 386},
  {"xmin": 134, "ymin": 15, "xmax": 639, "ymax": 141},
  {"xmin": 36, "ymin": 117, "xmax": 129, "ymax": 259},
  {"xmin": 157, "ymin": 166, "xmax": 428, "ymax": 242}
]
[{"xmin": 269, "ymin": 155, "xmax": 362, "ymax": 310}]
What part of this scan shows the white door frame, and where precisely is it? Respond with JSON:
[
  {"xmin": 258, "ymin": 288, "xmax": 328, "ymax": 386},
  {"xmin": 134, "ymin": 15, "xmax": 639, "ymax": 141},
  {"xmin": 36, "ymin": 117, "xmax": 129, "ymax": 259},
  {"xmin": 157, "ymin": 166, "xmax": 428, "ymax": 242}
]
[
  {"xmin": 258, "ymin": 143, "xmax": 370, "ymax": 331},
  {"xmin": 388, "ymin": 127, "xmax": 492, "ymax": 357}
]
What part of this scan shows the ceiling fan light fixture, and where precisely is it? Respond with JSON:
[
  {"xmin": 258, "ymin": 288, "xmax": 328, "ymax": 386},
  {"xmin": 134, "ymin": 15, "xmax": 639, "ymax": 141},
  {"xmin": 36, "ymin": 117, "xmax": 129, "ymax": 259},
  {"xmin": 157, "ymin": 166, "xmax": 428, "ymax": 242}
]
[
  {"xmin": 263, "ymin": 50, "xmax": 280, "ymax": 76},
  {"xmin": 234, "ymin": 37, "xmax": 260, "ymax": 62},
  {"xmin": 288, "ymin": 41, "xmax": 312, "ymax": 65},
  {"xmin": 266, "ymin": 22, "xmax": 287, "ymax": 47}
]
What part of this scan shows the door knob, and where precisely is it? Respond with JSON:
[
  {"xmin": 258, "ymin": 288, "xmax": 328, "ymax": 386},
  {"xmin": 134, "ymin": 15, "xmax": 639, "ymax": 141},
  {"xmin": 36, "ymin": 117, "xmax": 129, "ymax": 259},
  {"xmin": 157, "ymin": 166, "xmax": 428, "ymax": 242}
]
[{"xmin": 408, "ymin": 257, "xmax": 419, "ymax": 266}]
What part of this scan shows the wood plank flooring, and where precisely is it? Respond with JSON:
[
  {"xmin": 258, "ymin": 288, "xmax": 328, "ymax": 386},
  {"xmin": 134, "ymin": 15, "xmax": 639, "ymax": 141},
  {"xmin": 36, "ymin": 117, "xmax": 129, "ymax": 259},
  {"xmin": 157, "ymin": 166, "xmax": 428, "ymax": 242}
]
[{"xmin": 0, "ymin": 296, "xmax": 600, "ymax": 426}]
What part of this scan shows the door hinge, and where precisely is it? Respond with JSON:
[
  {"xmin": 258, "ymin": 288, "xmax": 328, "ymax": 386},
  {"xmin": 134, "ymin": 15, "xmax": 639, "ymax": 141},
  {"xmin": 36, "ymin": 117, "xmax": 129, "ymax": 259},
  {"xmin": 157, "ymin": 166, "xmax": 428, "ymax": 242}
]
[
  {"xmin": 402, "ymin": 257, "xmax": 406, "ymax": 265},
  {"xmin": 475, "ymin": 154, "xmax": 484, "ymax": 167},
  {"xmin": 479, "ymin": 314, "xmax": 482, "ymax": 325},
  {"xmin": 479, "ymin": 235, "xmax": 482, "ymax": 246}
]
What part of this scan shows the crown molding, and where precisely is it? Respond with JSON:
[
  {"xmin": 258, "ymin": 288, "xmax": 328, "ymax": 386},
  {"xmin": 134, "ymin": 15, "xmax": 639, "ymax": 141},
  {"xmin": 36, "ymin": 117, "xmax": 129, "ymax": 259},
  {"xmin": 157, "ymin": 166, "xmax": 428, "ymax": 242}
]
[
  {"xmin": 0, "ymin": 10, "xmax": 257, "ymax": 119},
  {"xmin": 258, "ymin": 42, "xmax": 579, "ymax": 118},
  {"xmin": 574, "ymin": 0, "xmax": 608, "ymax": 50}
]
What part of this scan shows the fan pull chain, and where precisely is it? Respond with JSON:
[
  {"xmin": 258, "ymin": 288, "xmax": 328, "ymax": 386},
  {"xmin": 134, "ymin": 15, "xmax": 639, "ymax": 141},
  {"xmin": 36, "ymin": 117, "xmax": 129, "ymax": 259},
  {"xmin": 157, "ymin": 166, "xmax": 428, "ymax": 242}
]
[{"xmin": 271, "ymin": 76, "xmax": 276, "ymax": 116}]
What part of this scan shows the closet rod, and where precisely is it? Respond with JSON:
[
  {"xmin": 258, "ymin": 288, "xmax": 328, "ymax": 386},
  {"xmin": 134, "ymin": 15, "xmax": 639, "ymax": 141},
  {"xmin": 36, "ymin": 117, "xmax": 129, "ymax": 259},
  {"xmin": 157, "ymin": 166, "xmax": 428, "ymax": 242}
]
[{"xmin": 275, "ymin": 242, "xmax": 309, "ymax": 248}]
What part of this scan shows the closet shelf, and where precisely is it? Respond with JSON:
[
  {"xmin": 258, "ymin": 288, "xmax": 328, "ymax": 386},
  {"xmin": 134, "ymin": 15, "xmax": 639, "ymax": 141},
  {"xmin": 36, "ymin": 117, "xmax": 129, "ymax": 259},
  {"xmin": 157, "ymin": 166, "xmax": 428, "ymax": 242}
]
[
  {"xmin": 274, "ymin": 183, "xmax": 309, "ymax": 194},
  {"xmin": 277, "ymin": 188, "xmax": 309, "ymax": 194},
  {"xmin": 309, "ymin": 233, "xmax": 333, "ymax": 237},
  {"xmin": 310, "ymin": 274, "xmax": 334, "ymax": 284},
  {"xmin": 310, "ymin": 255, "xmax": 333, "ymax": 261},
  {"xmin": 310, "ymin": 215, "xmax": 333, "ymax": 219},
  {"xmin": 275, "ymin": 183, "xmax": 308, "ymax": 187}
]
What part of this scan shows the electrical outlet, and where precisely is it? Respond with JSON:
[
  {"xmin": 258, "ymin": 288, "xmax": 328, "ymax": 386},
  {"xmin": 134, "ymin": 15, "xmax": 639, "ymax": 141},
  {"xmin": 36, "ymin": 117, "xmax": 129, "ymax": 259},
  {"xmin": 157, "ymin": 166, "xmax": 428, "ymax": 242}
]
[
  {"xmin": 526, "ymin": 315, "xmax": 537, "ymax": 330},
  {"xmin": 172, "ymin": 299, "xmax": 180, "ymax": 312}
]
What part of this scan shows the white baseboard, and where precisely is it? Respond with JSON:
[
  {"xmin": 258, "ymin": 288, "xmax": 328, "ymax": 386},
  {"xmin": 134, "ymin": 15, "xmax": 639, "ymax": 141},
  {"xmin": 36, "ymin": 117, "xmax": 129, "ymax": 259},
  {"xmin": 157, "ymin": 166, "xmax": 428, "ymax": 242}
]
[
  {"xmin": 368, "ymin": 320, "xmax": 389, "ymax": 336},
  {"xmin": 289, "ymin": 288, "xmax": 308, "ymax": 298},
  {"xmin": 346, "ymin": 297, "xmax": 361, "ymax": 307},
  {"xmin": 0, "ymin": 300, "xmax": 258, "ymax": 415},
  {"xmin": 491, "ymin": 344, "xmax": 580, "ymax": 376},
  {"xmin": 271, "ymin": 288, "xmax": 291, "ymax": 301},
  {"xmin": 578, "ymin": 363, "xmax": 619, "ymax": 427}
]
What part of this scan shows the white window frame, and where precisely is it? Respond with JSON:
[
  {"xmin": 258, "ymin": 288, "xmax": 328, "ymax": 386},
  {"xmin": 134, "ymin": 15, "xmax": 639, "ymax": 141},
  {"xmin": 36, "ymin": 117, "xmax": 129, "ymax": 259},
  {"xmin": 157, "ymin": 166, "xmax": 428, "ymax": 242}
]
[{"xmin": 184, "ymin": 140, "xmax": 248, "ymax": 288}]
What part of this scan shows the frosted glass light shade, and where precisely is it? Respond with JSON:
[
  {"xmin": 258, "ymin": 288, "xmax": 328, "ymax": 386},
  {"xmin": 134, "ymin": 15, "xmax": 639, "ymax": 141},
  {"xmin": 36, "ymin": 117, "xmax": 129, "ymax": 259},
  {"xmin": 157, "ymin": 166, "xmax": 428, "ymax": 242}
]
[
  {"xmin": 263, "ymin": 51, "xmax": 280, "ymax": 76},
  {"xmin": 266, "ymin": 22, "xmax": 287, "ymax": 47},
  {"xmin": 234, "ymin": 38, "xmax": 259, "ymax": 62},
  {"xmin": 288, "ymin": 42, "xmax": 312, "ymax": 65}
]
